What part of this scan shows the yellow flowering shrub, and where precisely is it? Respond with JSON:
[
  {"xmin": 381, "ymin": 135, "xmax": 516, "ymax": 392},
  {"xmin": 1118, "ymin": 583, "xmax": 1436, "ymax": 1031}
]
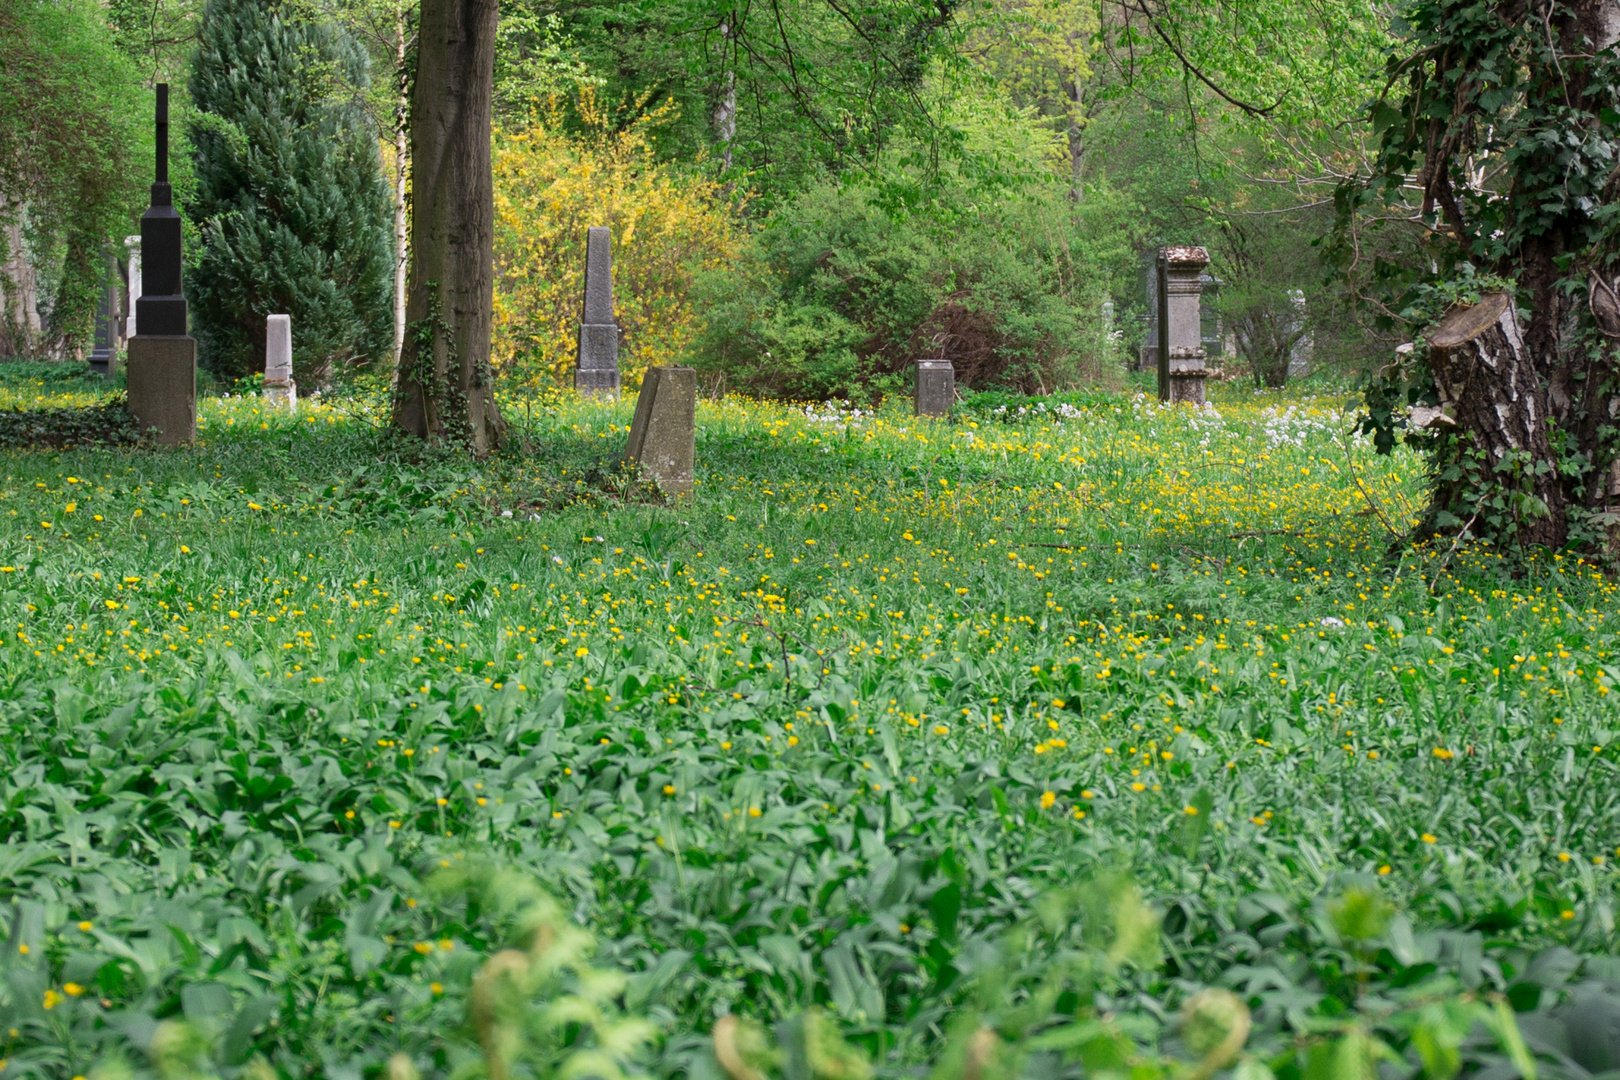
[{"xmin": 492, "ymin": 90, "xmax": 740, "ymax": 388}]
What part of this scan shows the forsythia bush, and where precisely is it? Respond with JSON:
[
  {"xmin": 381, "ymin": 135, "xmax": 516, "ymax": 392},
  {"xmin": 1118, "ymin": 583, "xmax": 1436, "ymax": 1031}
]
[{"xmin": 492, "ymin": 91, "xmax": 739, "ymax": 388}]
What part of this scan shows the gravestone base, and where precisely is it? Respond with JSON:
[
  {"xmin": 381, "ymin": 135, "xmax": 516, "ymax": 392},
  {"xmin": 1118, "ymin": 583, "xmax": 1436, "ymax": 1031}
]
[
  {"xmin": 127, "ymin": 335, "xmax": 196, "ymax": 445},
  {"xmin": 1166, "ymin": 345, "xmax": 1208, "ymax": 406},
  {"xmin": 623, "ymin": 366, "xmax": 696, "ymax": 495},
  {"xmin": 915, "ymin": 359, "xmax": 955, "ymax": 417},
  {"xmin": 264, "ymin": 380, "xmax": 297, "ymax": 409},
  {"xmin": 576, "ymin": 321, "xmax": 621, "ymax": 398},
  {"xmin": 575, "ymin": 365, "xmax": 621, "ymax": 398},
  {"xmin": 1166, "ymin": 370, "xmax": 1209, "ymax": 406},
  {"xmin": 88, "ymin": 354, "xmax": 114, "ymax": 378}
]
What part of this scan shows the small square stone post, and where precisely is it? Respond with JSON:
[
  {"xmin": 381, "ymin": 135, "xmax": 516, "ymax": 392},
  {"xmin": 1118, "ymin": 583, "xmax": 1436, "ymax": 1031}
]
[
  {"xmin": 623, "ymin": 366, "xmax": 696, "ymax": 494},
  {"xmin": 126, "ymin": 84, "xmax": 196, "ymax": 444},
  {"xmin": 915, "ymin": 359, "xmax": 955, "ymax": 417},
  {"xmin": 1156, "ymin": 245, "xmax": 1211, "ymax": 405},
  {"xmin": 575, "ymin": 225, "xmax": 621, "ymax": 398},
  {"xmin": 264, "ymin": 314, "xmax": 297, "ymax": 407}
]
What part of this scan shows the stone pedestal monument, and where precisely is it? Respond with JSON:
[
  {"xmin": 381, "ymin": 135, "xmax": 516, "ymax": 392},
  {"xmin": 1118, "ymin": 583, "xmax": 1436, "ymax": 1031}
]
[
  {"xmin": 126, "ymin": 84, "xmax": 196, "ymax": 444},
  {"xmin": 574, "ymin": 226, "xmax": 621, "ymax": 398},
  {"xmin": 264, "ymin": 314, "xmax": 296, "ymax": 408},
  {"xmin": 914, "ymin": 359, "xmax": 955, "ymax": 417},
  {"xmin": 623, "ymin": 366, "xmax": 695, "ymax": 494},
  {"xmin": 1155, "ymin": 245, "xmax": 1211, "ymax": 406}
]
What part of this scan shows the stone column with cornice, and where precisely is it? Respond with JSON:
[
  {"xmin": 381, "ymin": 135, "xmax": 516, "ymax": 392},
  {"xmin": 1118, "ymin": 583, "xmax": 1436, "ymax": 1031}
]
[{"xmin": 1155, "ymin": 245, "xmax": 1211, "ymax": 406}]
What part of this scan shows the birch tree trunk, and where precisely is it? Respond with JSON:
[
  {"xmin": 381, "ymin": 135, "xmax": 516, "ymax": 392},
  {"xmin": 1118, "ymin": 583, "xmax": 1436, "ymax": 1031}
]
[
  {"xmin": 713, "ymin": 20, "xmax": 737, "ymax": 173},
  {"xmin": 1064, "ymin": 78, "xmax": 1084, "ymax": 203},
  {"xmin": 391, "ymin": 0, "xmax": 410, "ymax": 367},
  {"xmin": 393, "ymin": 0, "xmax": 505, "ymax": 452}
]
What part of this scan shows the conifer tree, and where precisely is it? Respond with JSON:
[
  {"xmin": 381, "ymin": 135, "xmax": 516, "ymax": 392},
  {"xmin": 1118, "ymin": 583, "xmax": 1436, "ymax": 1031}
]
[{"xmin": 188, "ymin": 0, "xmax": 392, "ymax": 383}]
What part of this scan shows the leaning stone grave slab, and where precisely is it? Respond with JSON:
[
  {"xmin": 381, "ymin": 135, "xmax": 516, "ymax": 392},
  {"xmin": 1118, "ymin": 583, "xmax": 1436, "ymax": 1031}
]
[{"xmin": 623, "ymin": 366, "xmax": 695, "ymax": 494}]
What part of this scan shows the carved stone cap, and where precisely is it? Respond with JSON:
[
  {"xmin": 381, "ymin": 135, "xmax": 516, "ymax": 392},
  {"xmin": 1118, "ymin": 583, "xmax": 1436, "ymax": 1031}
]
[{"xmin": 1163, "ymin": 245, "xmax": 1210, "ymax": 268}]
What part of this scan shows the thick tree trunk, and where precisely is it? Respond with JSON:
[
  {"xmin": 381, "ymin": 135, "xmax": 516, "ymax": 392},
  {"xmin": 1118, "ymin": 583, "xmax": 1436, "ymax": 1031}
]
[
  {"xmin": 394, "ymin": 0, "xmax": 505, "ymax": 452},
  {"xmin": 1425, "ymin": 292, "xmax": 1568, "ymax": 547}
]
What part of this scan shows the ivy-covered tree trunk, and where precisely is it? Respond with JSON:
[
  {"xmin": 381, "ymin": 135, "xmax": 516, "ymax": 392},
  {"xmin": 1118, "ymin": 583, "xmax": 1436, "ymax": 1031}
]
[
  {"xmin": 394, "ymin": 0, "xmax": 504, "ymax": 452},
  {"xmin": 1352, "ymin": 0, "xmax": 1620, "ymax": 552}
]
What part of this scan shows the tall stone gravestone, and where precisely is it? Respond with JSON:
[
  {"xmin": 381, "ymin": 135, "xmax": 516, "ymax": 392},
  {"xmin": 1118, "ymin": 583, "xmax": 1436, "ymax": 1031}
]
[
  {"xmin": 265, "ymin": 314, "xmax": 296, "ymax": 408},
  {"xmin": 1286, "ymin": 289, "xmax": 1312, "ymax": 378},
  {"xmin": 1137, "ymin": 250, "xmax": 1160, "ymax": 373},
  {"xmin": 126, "ymin": 84, "xmax": 196, "ymax": 444},
  {"xmin": 1199, "ymin": 271, "xmax": 1223, "ymax": 359},
  {"xmin": 623, "ymin": 366, "xmax": 696, "ymax": 494},
  {"xmin": 88, "ymin": 247, "xmax": 119, "ymax": 377},
  {"xmin": 1155, "ymin": 246, "xmax": 1211, "ymax": 406},
  {"xmin": 575, "ymin": 226, "xmax": 621, "ymax": 397}
]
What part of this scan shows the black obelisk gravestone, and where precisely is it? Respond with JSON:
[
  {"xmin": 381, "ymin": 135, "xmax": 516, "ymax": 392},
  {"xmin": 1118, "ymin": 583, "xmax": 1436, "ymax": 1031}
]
[
  {"xmin": 574, "ymin": 226, "xmax": 621, "ymax": 398},
  {"xmin": 126, "ymin": 84, "xmax": 196, "ymax": 444}
]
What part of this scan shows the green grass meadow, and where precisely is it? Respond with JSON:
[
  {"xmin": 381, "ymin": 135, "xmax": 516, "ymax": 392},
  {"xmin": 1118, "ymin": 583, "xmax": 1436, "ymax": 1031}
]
[{"xmin": 0, "ymin": 368, "xmax": 1617, "ymax": 1080}]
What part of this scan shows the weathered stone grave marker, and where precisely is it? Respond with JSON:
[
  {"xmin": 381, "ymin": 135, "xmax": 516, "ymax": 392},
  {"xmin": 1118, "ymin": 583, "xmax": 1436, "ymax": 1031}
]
[
  {"xmin": 1154, "ymin": 245, "xmax": 1211, "ymax": 405},
  {"xmin": 914, "ymin": 334, "xmax": 954, "ymax": 418},
  {"xmin": 575, "ymin": 225, "xmax": 621, "ymax": 398},
  {"xmin": 126, "ymin": 84, "xmax": 196, "ymax": 444},
  {"xmin": 915, "ymin": 359, "xmax": 955, "ymax": 417},
  {"xmin": 623, "ymin": 366, "xmax": 695, "ymax": 494},
  {"xmin": 89, "ymin": 247, "xmax": 119, "ymax": 377},
  {"xmin": 1287, "ymin": 289, "xmax": 1312, "ymax": 378},
  {"xmin": 265, "ymin": 314, "xmax": 296, "ymax": 407}
]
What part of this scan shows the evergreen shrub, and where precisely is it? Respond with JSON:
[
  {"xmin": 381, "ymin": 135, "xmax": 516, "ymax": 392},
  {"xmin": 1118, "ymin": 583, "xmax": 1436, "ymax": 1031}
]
[{"xmin": 186, "ymin": 0, "xmax": 392, "ymax": 385}]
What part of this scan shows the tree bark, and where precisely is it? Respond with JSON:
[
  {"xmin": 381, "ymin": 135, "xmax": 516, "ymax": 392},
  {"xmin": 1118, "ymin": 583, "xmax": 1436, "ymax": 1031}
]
[
  {"xmin": 1061, "ymin": 75, "xmax": 1087, "ymax": 203},
  {"xmin": 394, "ymin": 0, "xmax": 505, "ymax": 452},
  {"xmin": 0, "ymin": 196, "xmax": 43, "ymax": 357},
  {"xmin": 1425, "ymin": 292, "xmax": 1568, "ymax": 547},
  {"xmin": 713, "ymin": 20, "xmax": 737, "ymax": 173},
  {"xmin": 391, "ymin": 0, "xmax": 410, "ymax": 368}
]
